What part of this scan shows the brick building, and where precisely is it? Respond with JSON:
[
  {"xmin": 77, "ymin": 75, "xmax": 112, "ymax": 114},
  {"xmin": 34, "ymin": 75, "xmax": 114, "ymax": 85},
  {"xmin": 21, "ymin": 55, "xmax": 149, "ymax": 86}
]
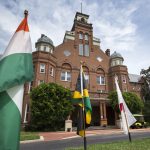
[{"xmin": 22, "ymin": 12, "xmax": 142, "ymax": 126}]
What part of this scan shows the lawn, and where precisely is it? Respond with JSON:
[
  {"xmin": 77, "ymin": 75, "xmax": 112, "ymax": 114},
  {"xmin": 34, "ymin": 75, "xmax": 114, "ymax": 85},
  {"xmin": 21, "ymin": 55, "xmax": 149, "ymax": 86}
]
[
  {"xmin": 20, "ymin": 132, "xmax": 40, "ymax": 141},
  {"xmin": 66, "ymin": 138, "xmax": 150, "ymax": 150}
]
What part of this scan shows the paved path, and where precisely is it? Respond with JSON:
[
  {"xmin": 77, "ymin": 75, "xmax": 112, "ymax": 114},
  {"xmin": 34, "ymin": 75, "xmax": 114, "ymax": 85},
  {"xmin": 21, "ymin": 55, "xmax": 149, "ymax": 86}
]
[
  {"xmin": 21, "ymin": 128, "xmax": 150, "ymax": 150},
  {"xmin": 39, "ymin": 128, "xmax": 150, "ymax": 141}
]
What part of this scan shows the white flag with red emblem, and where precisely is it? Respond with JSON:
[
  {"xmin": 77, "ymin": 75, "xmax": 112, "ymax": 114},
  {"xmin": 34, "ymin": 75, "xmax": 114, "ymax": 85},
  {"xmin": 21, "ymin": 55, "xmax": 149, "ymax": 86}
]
[{"xmin": 115, "ymin": 76, "xmax": 136, "ymax": 134}]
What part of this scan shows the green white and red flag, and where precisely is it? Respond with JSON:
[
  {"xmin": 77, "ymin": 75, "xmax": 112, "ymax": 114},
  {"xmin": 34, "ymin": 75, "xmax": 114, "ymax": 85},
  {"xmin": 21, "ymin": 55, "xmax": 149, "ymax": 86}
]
[{"xmin": 0, "ymin": 11, "xmax": 33, "ymax": 150}]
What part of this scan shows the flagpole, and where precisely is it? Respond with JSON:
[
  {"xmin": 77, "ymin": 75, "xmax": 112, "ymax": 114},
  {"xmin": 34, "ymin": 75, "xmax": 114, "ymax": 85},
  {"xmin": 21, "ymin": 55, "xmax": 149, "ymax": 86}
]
[
  {"xmin": 123, "ymin": 109, "xmax": 132, "ymax": 142},
  {"xmin": 80, "ymin": 61, "xmax": 87, "ymax": 150},
  {"xmin": 115, "ymin": 75, "xmax": 134, "ymax": 143}
]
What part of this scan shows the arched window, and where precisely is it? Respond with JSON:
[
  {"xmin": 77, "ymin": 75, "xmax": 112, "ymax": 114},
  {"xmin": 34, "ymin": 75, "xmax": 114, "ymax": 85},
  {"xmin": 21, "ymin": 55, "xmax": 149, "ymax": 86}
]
[
  {"xmin": 79, "ymin": 32, "xmax": 83, "ymax": 40},
  {"xmin": 96, "ymin": 68, "xmax": 105, "ymax": 85},
  {"xmin": 85, "ymin": 34, "xmax": 89, "ymax": 41},
  {"xmin": 83, "ymin": 66, "xmax": 90, "ymax": 84}
]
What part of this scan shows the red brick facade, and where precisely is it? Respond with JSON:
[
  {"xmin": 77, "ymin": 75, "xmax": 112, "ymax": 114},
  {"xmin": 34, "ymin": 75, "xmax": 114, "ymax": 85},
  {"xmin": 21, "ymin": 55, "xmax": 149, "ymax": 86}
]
[{"xmin": 22, "ymin": 12, "xmax": 142, "ymax": 126}]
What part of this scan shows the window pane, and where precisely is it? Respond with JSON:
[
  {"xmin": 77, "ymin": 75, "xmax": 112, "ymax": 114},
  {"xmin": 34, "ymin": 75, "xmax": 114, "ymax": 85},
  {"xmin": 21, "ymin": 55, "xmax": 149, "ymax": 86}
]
[
  {"xmin": 84, "ymin": 74, "xmax": 89, "ymax": 82},
  {"xmin": 96, "ymin": 77, "xmax": 100, "ymax": 84},
  {"xmin": 101, "ymin": 76, "xmax": 105, "ymax": 85},
  {"xmin": 84, "ymin": 44, "xmax": 89, "ymax": 56},
  {"xmin": 61, "ymin": 72, "xmax": 66, "ymax": 81},
  {"xmin": 79, "ymin": 44, "xmax": 83, "ymax": 56},
  {"xmin": 46, "ymin": 47, "xmax": 49, "ymax": 52},
  {"xmin": 67, "ymin": 72, "xmax": 71, "ymax": 81},
  {"xmin": 43, "ymin": 46, "xmax": 46, "ymax": 51},
  {"xmin": 38, "ymin": 80, "xmax": 44, "ymax": 85},
  {"xmin": 49, "ymin": 67, "xmax": 53, "ymax": 76},
  {"xmin": 40, "ymin": 63, "xmax": 45, "ymax": 73},
  {"xmin": 85, "ymin": 34, "xmax": 88, "ymax": 41},
  {"xmin": 79, "ymin": 33, "xmax": 83, "ymax": 39}
]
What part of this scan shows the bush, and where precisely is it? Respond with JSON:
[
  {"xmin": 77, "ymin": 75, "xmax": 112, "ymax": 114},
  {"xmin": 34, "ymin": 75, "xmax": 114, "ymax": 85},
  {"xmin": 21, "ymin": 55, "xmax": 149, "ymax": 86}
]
[
  {"xmin": 29, "ymin": 83, "xmax": 73, "ymax": 131},
  {"xmin": 108, "ymin": 91, "xmax": 144, "ymax": 114}
]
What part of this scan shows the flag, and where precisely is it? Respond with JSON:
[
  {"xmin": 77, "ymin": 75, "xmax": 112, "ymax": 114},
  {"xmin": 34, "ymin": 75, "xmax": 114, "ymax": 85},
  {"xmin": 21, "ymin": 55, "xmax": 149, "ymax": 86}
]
[
  {"xmin": 72, "ymin": 67, "xmax": 92, "ymax": 136},
  {"xmin": 115, "ymin": 76, "xmax": 136, "ymax": 134},
  {"xmin": 0, "ymin": 10, "xmax": 34, "ymax": 150}
]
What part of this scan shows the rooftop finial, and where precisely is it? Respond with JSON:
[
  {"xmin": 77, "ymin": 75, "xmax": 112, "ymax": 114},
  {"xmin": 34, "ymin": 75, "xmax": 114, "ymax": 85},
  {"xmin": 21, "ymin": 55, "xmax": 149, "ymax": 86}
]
[{"xmin": 24, "ymin": 10, "xmax": 28, "ymax": 18}]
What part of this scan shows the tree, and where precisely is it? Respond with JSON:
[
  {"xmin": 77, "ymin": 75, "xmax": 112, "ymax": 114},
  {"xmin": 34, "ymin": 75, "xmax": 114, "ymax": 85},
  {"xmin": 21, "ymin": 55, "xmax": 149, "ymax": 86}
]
[
  {"xmin": 108, "ymin": 91, "xmax": 144, "ymax": 114},
  {"xmin": 29, "ymin": 83, "xmax": 73, "ymax": 131},
  {"xmin": 140, "ymin": 67, "xmax": 150, "ymax": 101},
  {"xmin": 140, "ymin": 67, "xmax": 150, "ymax": 121}
]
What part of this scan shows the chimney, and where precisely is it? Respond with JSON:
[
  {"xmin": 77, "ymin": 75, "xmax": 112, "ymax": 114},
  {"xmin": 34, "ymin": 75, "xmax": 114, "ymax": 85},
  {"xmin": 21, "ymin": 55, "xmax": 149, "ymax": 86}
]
[{"xmin": 105, "ymin": 49, "xmax": 110, "ymax": 56}]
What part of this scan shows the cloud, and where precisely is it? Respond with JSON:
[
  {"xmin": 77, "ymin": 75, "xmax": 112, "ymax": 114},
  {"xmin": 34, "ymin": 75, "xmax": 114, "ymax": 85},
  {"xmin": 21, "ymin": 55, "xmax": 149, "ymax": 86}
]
[{"xmin": 0, "ymin": 0, "xmax": 150, "ymax": 74}]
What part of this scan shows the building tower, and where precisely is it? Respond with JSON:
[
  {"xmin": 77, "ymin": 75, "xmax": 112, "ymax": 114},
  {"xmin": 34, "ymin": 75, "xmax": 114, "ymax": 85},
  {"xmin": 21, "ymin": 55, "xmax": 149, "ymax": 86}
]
[
  {"xmin": 22, "ymin": 34, "xmax": 56, "ymax": 124},
  {"xmin": 109, "ymin": 51, "xmax": 129, "ymax": 92}
]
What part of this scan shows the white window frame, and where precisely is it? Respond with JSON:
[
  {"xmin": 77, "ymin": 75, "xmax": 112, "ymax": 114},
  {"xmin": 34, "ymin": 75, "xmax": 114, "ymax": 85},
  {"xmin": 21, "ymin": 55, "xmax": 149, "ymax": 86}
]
[
  {"xmin": 97, "ymin": 76, "xmax": 105, "ymax": 85},
  {"xmin": 40, "ymin": 63, "xmax": 45, "ymax": 73},
  {"xmin": 61, "ymin": 71, "xmax": 71, "ymax": 81}
]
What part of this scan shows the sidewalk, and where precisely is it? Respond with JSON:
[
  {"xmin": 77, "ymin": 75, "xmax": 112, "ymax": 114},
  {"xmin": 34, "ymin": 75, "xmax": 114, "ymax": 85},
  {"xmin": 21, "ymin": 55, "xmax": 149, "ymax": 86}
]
[{"xmin": 39, "ymin": 128, "xmax": 150, "ymax": 141}]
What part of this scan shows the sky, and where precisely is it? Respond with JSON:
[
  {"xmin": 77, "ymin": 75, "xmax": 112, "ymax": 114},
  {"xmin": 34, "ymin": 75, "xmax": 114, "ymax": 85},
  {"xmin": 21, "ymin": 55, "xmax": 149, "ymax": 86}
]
[{"xmin": 0, "ymin": 0, "xmax": 150, "ymax": 75}]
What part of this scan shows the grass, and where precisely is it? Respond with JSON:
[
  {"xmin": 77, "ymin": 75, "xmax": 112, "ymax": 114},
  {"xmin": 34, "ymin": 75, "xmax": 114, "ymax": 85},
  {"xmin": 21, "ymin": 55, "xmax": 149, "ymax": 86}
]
[
  {"xmin": 20, "ymin": 132, "xmax": 40, "ymax": 141},
  {"xmin": 66, "ymin": 138, "xmax": 150, "ymax": 150}
]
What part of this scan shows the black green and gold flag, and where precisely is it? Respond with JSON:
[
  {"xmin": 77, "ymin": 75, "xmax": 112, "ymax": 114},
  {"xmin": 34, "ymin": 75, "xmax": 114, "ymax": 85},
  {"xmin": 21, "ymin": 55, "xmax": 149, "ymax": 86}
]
[{"xmin": 72, "ymin": 69, "xmax": 92, "ymax": 137}]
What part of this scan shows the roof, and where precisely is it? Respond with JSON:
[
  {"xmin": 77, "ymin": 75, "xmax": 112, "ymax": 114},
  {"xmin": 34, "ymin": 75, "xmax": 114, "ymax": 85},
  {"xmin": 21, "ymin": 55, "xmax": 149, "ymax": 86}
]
[
  {"xmin": 110, "ymin": 51, "xmax": 123, "ymax": 59},
  {"xmin": 129, "ymin": 74, "xmax": 141, "ymax": 83},
  {"xmin": 37, "ymin": 34, "xmax": 53, "ymax": 46}
]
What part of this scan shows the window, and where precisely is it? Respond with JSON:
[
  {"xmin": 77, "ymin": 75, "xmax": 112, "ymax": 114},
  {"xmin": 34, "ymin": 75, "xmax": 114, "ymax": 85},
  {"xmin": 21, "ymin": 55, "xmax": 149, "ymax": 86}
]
[
  {"xmin": 50, "ymin": 48, "xmax": 53, "ymax": 54},
  {"xmin": 97, "ymin": 76, "xmax": 105, "ymax": 85},
  {"xmin": 38, "ymin": 80, "xmax": 44, "ymax": 85},
  {"xmin": 61, "ymin": 71, "xmax": 71, "ymax": 81},
  {"xmin": 79, "ymin": 32, "xmax": 83, "ymax": 39},
  {"xmin": 85, "ymin": 34, "xmax": 89, "ymax": 41},
  {"xmin": 84, "ymin": 74, "xmax": 89, "ymax": 83},
  {"xmin": 43, "ymin": 46, "xmax": 47, "ymax": 51},
  {"xmin": 79, "ymin": 44, "xmax": 83, "ymax": 56},
  {"xmin": 46, "ymin": 47, "xmax": 49, "ymax": 52},
  {"xmin": 49, "ymin": 66, "xmax": 54, "ymax": 76},
  {"xmin": 122, "ymin": 75, "xmax": 126, "ymax": 83},
  {"xmin": 84, "ymin": 44, "xmax": 89, "ymax": 56},
  {"xmin": 79, "ymin": 44, "xmax": 90, "ymax": 56},
  {"xmin": 40, "ymin": 63, "xmax": 45, "ymax": 73},
  {"xmin": 37, "ymin": 46, "xmax": 40, "ymax": 51}
]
